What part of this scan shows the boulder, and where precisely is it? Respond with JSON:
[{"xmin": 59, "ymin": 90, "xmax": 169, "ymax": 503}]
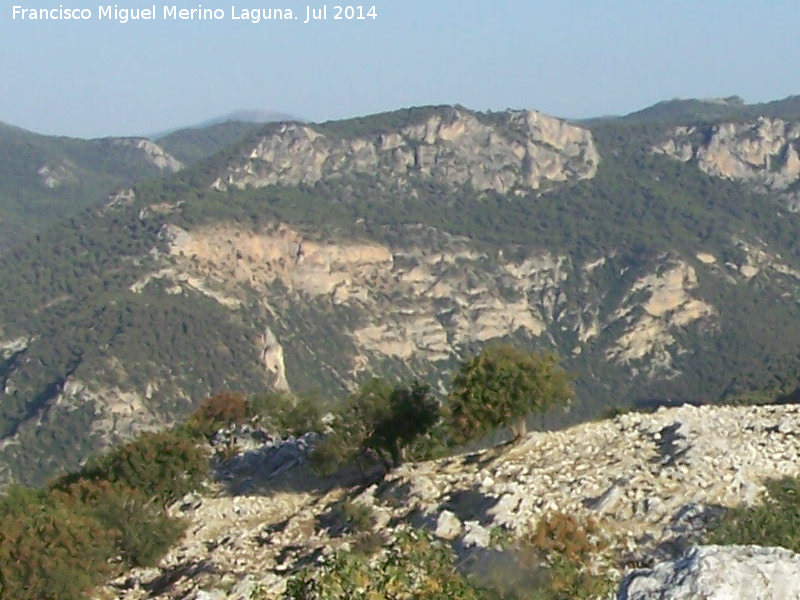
[{"xmin": 435, "ymin": 510, "xmax": 463, "ymax": 540}]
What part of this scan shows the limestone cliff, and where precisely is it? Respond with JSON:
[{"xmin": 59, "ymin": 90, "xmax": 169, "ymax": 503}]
[
  {"xmin": 654, "ymin": 118, "xmax": 800, "ymax": 191},
  {"xmin": 212, "ymin": 108, "xmax": 600, "ymax": 194},
  {"xmin": 148, "ymin": 222, "xmax": 717, "ymax": 383},
  {"xmin": 111, "ymin": 138, "xmax": 184, "ymax": 172}
]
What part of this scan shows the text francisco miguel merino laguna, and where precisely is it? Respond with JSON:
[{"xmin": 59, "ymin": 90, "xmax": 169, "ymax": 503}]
[{"xmin": 11, "ymin": 5, "xmax": 378, "ymax": 24}]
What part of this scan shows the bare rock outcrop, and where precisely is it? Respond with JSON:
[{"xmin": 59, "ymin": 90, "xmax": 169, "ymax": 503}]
[
  {"xmin": 37, "ymin": 159, "xmax": 79, "ymax": 188},
  {"xmin": 111, "ymin": 138, "xmax": 184, "ymax": 172},
  {"xmin": 620, "ymin": 545, "xmax": 800, "ymax": 600},
  {"xmin": 261, "ymin": 327, "xmax": 289, "ymax": 392},
  {"xmin": 212, "ymin": 108, "xmax": 600, "ymax": 194},
  {"xmin": 607, "ymin": 262, "xmax": 715, "ymax": 372},
  {"xmin": 100, "ymin": 402, "xmax": 800, "ymax": 600},
  {"xmin": 654, "ymin": 118, "xmax": 800, "ymax": 190}
]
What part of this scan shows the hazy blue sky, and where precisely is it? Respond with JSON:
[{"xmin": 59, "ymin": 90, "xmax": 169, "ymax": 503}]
[{"xmin": 1, "ymin": 0, "xmax": 799, "ymax": 138}]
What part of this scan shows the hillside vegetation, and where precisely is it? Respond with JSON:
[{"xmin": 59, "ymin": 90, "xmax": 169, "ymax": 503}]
[
  {"xmin": 3, "ymin": 100, "xmax": 800, "ymax": 489},
  {"xmin": 3, "ymin": 369, "xmax": 800, "ymax": 600},
  {"xmin": 155, "ymin": 120, "xmax": 268, "ymax": 164},
  {"xmin": 0, "ymin": 122, "xmax": 185, "ymax": 249}
]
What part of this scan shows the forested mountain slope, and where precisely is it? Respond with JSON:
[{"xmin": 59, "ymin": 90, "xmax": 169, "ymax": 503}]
[
  {"xmin": 3, "ymin": 100, "xmax": 800, "ymax": 487},
  {"xmin": 0, "ymin": 122, "xmax": 185, "ymax": 248}
]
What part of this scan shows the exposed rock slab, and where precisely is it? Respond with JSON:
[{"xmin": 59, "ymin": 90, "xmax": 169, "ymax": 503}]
[
  {"xmin": 607, "ymin": 262, "xmax": 715, "ymax": 370},
  {"xmin": 620, "ymin": 545, "xmax": 800, "ymax": 600},
  {"xmin": 112, "ymin": 138, "xmax": 183, "ymax": 172}
]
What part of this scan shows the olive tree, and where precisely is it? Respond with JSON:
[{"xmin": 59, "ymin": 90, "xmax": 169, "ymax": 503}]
[{"xmin": 447, "ymin": 344, "xmax": 572, "ymax": 443}]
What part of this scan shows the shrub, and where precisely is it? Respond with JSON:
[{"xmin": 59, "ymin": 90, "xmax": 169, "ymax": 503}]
[
  {"xmin": 336, "ymin": 500, "xmax": 377, "ymax": 534},
  {"xmin": 523, "ymin": 513, "xmax": 618, "ymax": 600},
  {"xmin": 187, "ymin": 392, "xmax": 249, "ymax": 438},
  {"xmin": 0, "ymin": 486, "xmax": 115, "ymax": 600},
  {"xmin": 50, "ymin": 479, "xmax": 186, "ymax": 568},
  {"xmin": 283, "ymin": 528, "xmax": 494, "ymax": 600},
  {"xmin": 447, "ymin": 344, "xmax": 573, "ymax": 444},
  {"xmin": 309, "ymin": 379, "xmax": 439, "ymax": 475},
  {"xmin": 64, "ymin": 430, "xmax": 209, "ymax": 505},
  {"xmin": 308, "ymin": 379, "xmax": 391, "ymax": 476},
  {"xmin": 528, "ymin": 512, "xmax": 606, "ymax": 562},
  {"xmin": 308, "ymin": 432, "xmax": 354, "ymax": 477},
  {"xmin": 476, "ymin": 513, "xmax": 619, "ymax": 600},
  {"xmin": 0, "ymin": 423, "xmax": 207, "ymax": 599},
  {"xmin": 249, "ymin": 391, "xmax": 323, "ymax": 436}
]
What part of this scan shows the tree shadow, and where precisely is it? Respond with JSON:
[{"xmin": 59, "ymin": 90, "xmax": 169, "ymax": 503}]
[
  {"xmin": 444, "ymin": 485, "xmax": 499, "ymax": 525},
  {"xmin": 650, "ymin": 422, "xmax": 688, "ymax": 467},
  {"xmin": 140, "ymin": 560, "xmax": 215, "ymax": 596},
  {"xmin": 212, "ymin": 433, "xmax": 386, "ymax": 498}
]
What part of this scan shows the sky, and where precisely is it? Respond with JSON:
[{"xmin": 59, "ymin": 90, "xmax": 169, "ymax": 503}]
[{"xmin": 1, "ymin": 0, "xmax": 799, "ymax": 139}]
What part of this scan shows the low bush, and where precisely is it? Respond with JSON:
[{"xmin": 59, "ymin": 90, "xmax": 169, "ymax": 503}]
[
  {"xmin": 335, "ymin": 499, "xmax": 377, "ymax": 534},
  {"xmin": 522, "ymin": 513, "xmax": 618, "ymax": 600},
  {"xmin": 50, "ymin": 478, "xmax": 186, "ymax": 568},
  {"xmin": 283, "ymin": 528, "xmax": 494, "ymax": 600},
  {"xmin": 0, "ymin": 486, "xmax": 115, "ymax": 600},
  {"xmin": 249, "ymin": 391, "xmax": 323, "ymax": 436},
  {"xmin": 187, "ymin": 392, "xmax": 249, "ymax": 438},
  {"xmin": 476, "ymin": 513, "xmax": 619, "ymax": 600},
  {"xmin": 3, "ymin": 423, "xmax": 208, "ymax": 599},
  {"xmin": 66, "ymin": 430, "xmax": 209, "ymax": 505}
]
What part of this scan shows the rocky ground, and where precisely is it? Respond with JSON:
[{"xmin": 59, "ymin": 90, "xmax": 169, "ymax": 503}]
[{"xmin": 96, "ymin": 402, "xmax": 800, "ymax": 599}]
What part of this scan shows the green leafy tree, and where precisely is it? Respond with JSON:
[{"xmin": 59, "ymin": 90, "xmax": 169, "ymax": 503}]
[
  {"xmin": 310, "ymin": 379, "xmax": 439, "ymax": 475},
  {"xmin": 448, "ymin": 344, "xmax": 573, "ymax": 443},
  {"xmin": 369, "ymin": 381, "xmax": 439, "ymax": 466}
]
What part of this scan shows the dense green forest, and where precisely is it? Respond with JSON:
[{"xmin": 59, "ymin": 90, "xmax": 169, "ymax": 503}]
[{"xmin": 0, "ymin": 122, "xmax": 176, "ymax": 248}]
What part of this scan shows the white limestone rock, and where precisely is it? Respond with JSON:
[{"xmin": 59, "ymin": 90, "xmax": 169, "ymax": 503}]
[
  {"xmin": 212, "ymin": 108, "xmax": 600, "ymax": 194},
  {"xmin": 620, "ymin": 545, "xmax": 800, "ymax": 600},
  {"xmin": 654, "ymin": 118, "xmax": 800, "ymax": 192},
  {"xmin": 462, "ymin": 521, "xmax": 492, "ymax": 548},
  {"xmin": 435, "ymin": 510, "xmax": 463, "ymax": 540}
]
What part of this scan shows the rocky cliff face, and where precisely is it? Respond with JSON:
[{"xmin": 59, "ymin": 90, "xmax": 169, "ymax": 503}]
[
  {"xmin": 150, "ymin": 222, "xmax": 717, "ymax": 386},
  {"xmin": 212, "ymin": 108, "xmax": 600, "ymax": 194},
  {"xmin": 99, "ymin": 402, "xmax": 800, "ymax": 599},
  {"xmin": 19, "ymin": 214, "xmax": 794, "ymax": 458},
  {"xmin": 0, "ymin": 218, "xmax": 724, "ymax": 475},
  {"xmin": 654, "ymin": 118, "xmax": 800, "ymax": 192}
]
